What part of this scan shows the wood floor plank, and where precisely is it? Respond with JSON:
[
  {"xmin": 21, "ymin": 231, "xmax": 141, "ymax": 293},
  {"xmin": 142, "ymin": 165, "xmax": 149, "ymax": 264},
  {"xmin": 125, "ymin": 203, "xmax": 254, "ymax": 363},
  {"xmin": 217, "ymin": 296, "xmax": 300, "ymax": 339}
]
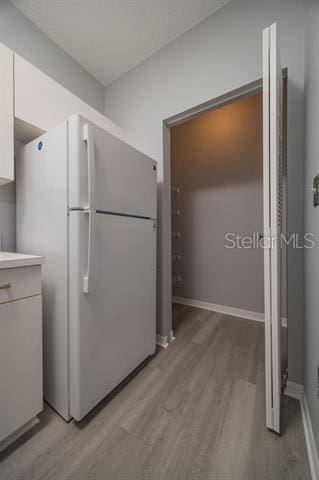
[
  {"xmin": 209, "ymin": 377, "xmax": 257, "ymax": 479},
  {"xmin": 0, "ymin": 305, "xmax": 311, "ymax": 480},
  {"xmin": 191, "ymin": 311, "xmax": 222, "ymax": 345}
]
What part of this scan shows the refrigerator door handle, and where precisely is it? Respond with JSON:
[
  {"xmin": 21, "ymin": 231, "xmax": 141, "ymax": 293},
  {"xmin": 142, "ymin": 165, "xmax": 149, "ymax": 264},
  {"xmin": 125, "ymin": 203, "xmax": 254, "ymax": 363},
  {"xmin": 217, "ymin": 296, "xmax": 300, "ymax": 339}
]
[
  {"xmin": 83, "ymin": 210, "xmax": 96, "ymax": 294},
  {"xmin": 83, "ymin": 124, "xmax": 96, "ymax": 211}
]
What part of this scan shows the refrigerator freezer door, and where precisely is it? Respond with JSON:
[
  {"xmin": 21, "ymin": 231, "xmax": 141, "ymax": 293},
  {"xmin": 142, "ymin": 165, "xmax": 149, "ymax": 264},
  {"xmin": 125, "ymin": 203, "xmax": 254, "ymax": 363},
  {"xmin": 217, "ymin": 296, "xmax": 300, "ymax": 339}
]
[
  {"xmin": 69, "ymin": 211, "xmax": 156, "ymax": 421},
  {"xmin": 68, "ymin": 114, "xmax": 157, "ymax": 219},
  {"xmin": 16, "ymin": 122, "xmax": 70, "ymax": 420}
]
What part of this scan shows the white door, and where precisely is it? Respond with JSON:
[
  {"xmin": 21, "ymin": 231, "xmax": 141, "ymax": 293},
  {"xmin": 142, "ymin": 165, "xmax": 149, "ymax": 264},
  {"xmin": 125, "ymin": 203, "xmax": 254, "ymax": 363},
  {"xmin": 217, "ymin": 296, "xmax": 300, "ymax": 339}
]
[
  {"xmin": 69, "ymin": 211, "xmax": 156, "ymax": 421},
  {"xmin": 263, "ymin": 23, "xmax": 283, "ymax": 434}
]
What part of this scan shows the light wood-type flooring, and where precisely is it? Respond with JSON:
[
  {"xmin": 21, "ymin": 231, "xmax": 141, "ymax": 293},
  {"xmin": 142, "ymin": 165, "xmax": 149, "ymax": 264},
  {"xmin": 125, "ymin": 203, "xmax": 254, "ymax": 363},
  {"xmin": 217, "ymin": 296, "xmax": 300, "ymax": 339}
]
[{"xmin": 0, "ymin": 304, "xmax": 310, "ymax": 480}]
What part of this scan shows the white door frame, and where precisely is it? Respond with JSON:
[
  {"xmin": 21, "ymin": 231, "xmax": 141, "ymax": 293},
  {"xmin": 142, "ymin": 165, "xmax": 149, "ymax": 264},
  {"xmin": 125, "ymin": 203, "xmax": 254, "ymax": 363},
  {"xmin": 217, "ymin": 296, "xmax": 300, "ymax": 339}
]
[
  {"xmin": 161, "ymin": 73, "xmax": 287, "ymax": 430},
  {"xmin": 162, "ymin": 74, "xmax": 287, "ymax": 325}
]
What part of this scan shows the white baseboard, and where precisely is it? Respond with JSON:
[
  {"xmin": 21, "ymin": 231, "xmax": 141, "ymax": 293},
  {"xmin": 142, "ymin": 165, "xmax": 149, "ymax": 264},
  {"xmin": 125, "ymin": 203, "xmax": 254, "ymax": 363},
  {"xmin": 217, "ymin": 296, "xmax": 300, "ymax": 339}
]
[
  {"xmin": 172, "ymin": 296, "xmax": 287, "ymax": 327},
  {"xmin": 168, "ymin": 329, "xmax": 176, "ymax": 343},
  {"xmin": 301, "ymin": 389, "xmax": 319, "ymax": 480},
  {"xmin": 156, "ymin": 329, "xmax": 175, "ymax": 349},
  {"xmin": 285, "ymin": 380, "xmax": 303, "ymax": 400},
  {"xmin": 156, "ymin": 335, "xmax": 169, "ymax": 348},
  {"xmin": 285, "ymin": 382, "xmax": 319, "ymax": 480}
]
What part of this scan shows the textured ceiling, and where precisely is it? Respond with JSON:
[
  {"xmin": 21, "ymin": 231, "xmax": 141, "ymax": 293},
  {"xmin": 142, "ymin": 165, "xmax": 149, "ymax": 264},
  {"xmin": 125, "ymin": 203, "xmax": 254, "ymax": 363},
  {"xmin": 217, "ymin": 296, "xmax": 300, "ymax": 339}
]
[{"xmin": 11, "ymin": 0, "xmax": 231, "ymax": 86}]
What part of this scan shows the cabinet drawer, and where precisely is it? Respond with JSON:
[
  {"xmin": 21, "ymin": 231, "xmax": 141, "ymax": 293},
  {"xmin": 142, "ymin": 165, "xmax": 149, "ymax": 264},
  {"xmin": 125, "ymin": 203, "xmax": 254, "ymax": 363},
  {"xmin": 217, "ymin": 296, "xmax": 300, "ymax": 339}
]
[
  {"xmin": 0, "ymin": 265, "xmax": 41, "ymax": 304},
  {"xmin": 0, "ymin": 295, "xmax": 43, "ymax": 442}
]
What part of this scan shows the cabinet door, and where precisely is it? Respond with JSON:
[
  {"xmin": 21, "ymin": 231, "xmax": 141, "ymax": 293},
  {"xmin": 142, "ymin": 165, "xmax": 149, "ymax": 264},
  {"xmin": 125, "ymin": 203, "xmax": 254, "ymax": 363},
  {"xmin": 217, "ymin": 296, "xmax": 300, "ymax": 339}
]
[
  {"xmin": 0, "ymin": 295, "xmax": 43, "ymax": 442},
  {"xmin": 0, "ymin": 43, "xmax": 14, "ymax": 184},
  {"xmin": 14, "ymin": 54, "xmax": 126, "ymax": 141}
]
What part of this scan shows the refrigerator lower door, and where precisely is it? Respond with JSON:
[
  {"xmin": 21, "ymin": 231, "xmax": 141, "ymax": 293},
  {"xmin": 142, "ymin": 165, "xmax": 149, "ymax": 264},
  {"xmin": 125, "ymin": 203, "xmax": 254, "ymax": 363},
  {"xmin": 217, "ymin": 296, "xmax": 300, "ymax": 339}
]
[{"xmin": 69, "ymin": 211, "xmax": 156, "ymax": 421}]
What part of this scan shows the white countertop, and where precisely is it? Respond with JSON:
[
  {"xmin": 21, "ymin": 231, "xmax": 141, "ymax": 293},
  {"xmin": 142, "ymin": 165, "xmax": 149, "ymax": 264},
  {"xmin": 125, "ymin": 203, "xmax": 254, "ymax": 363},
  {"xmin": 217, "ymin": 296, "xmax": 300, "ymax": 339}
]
[{"xmin": 0, "ymin": 252, "xmax": 45, "ymax": 269}]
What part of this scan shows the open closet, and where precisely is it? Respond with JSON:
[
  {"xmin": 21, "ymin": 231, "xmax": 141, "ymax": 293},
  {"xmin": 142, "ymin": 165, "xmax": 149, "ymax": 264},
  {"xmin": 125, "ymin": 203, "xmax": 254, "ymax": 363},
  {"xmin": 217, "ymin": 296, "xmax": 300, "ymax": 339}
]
[
  {"xmin": 169, "ymin": 40, "xmax": 288, "ymax": 433},
  {"xmin": 171, "ymin": 93, "xmax": 266, "ymax": 317}
]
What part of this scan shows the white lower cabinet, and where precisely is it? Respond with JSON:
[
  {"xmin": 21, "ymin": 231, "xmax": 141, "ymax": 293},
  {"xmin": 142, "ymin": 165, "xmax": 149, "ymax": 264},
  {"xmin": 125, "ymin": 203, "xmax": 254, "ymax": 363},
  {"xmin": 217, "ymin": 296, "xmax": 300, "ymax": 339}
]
[{"xmin": 0, "ymin": 292, "xmax": 43, "ymax": 443}]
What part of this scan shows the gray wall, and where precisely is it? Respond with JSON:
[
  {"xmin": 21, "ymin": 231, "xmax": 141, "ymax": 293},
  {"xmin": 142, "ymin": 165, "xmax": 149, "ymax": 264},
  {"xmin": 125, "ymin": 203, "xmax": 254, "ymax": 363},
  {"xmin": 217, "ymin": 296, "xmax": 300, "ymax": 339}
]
[
  {"xmin": 304, "ymin": 0, "xmax": 319, "ymax": 451},
  {"xmin": 0, "ymin": 0, "xmax": 105, "ymax": 112},
  {"xmin": 0, "ymin": 183, "xmax": 16, "ymax": 252},
  {"xmin": 171, "ymin": 94, "xmax": 264, "ymax": 313},
  {"xmin": 0, "ymin": 0, "xmax": 105, "ymax": 252},
  {"xmin": 0, "ymin": 141, "xmax": 21, "ymax": 253},
  {"xmin": 105, "ymin": 0, "xmax": 306, "ymax": 383}
]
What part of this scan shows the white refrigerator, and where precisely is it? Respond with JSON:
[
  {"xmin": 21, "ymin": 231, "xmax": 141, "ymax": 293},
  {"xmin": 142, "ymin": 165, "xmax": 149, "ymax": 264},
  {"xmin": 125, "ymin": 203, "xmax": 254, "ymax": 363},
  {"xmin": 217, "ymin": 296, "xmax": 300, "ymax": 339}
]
[{"xmin": 17, "ymin": 114, "xmax": 157, "ymax": 421}]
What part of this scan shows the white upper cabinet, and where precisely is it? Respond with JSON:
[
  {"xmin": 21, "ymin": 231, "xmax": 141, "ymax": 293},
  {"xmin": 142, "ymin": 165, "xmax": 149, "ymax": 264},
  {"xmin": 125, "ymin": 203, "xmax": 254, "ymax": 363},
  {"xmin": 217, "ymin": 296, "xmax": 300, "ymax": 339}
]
[
  {"xmin": 0, "ymin": 44, "xmax": 14, "ymax": 185},
  {"xmin": 14, "ymin": 55, "xmax": 126, "ymax": 141},
  {"xmin": 0, "ymin": 42, "xmax": 126, "ymax": 185}
]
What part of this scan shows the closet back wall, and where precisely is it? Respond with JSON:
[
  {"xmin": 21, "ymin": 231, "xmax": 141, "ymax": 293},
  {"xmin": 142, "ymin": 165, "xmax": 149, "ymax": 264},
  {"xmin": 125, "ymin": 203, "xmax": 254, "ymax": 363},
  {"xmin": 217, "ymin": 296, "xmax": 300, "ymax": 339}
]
[{"xmin": 171, "ymin": 94, "xmax": 263, "ymax": 313}]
